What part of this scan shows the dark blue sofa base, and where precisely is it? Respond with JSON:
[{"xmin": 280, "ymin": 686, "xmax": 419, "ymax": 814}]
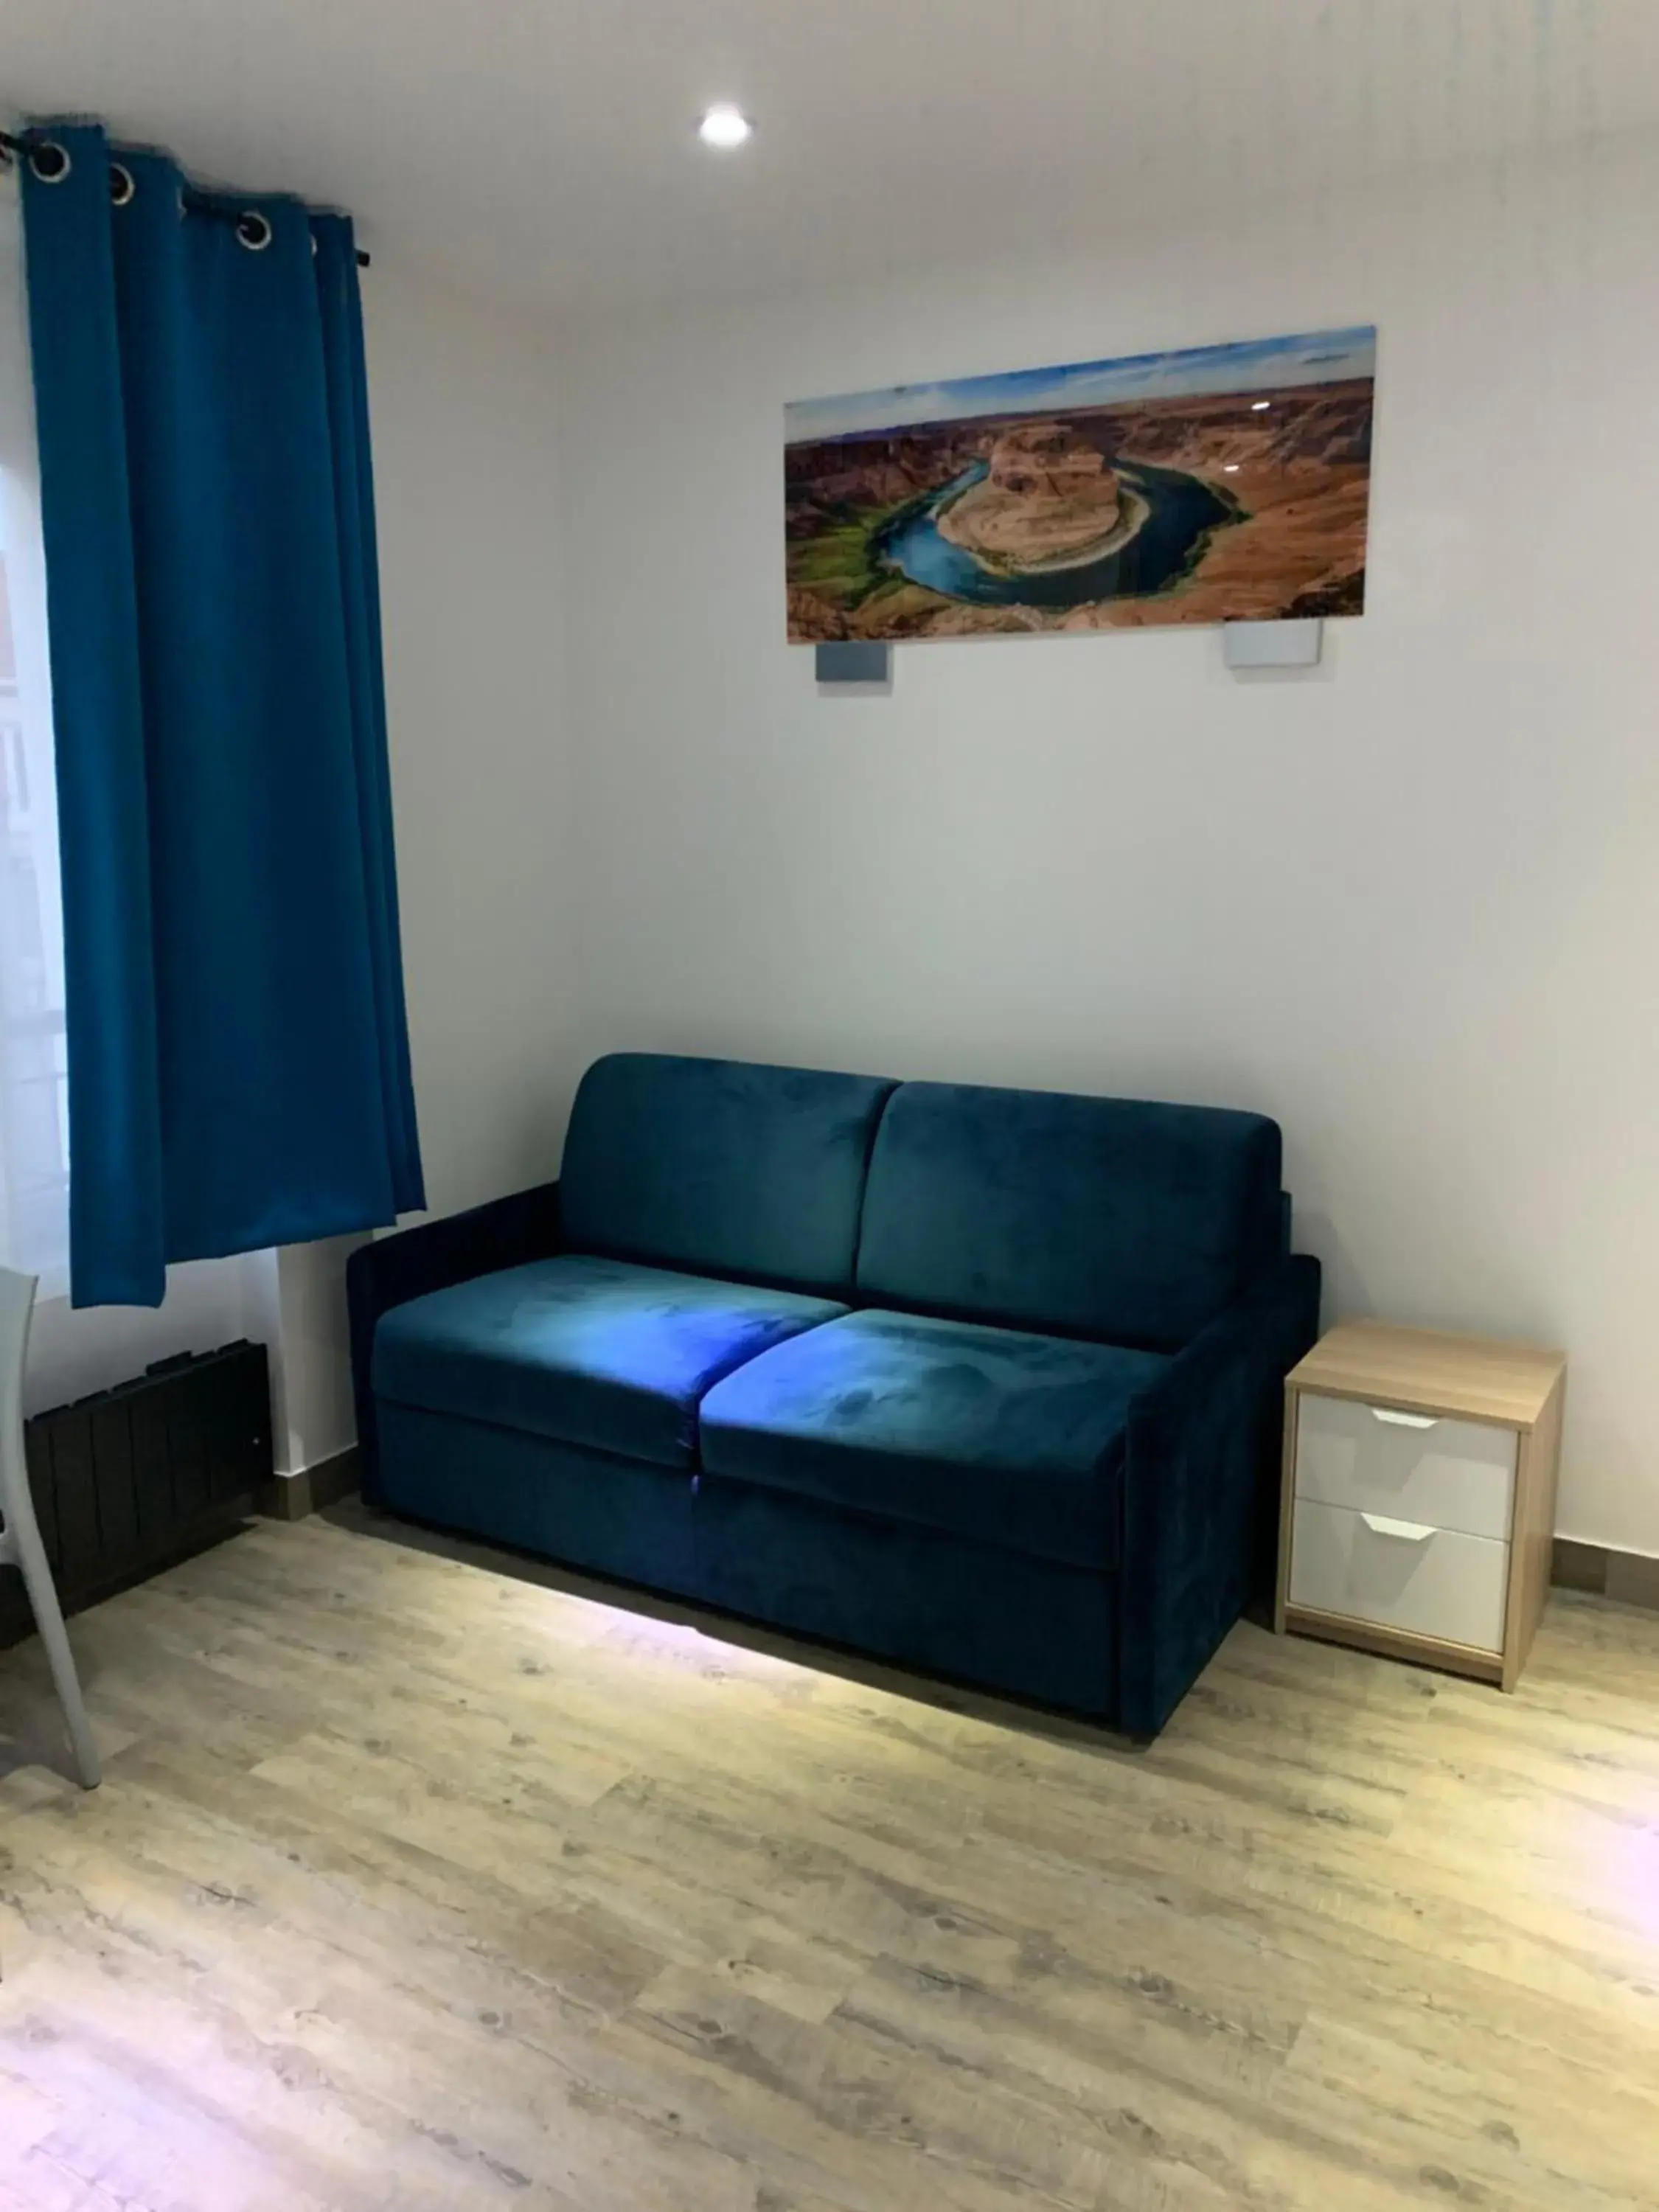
[
  {"xmin": 363, "ymin": 1250, "xmax": 1321, "ymax": 1736},
  {"xmin": 377, "ymin": 1402, "xmax": 703, "ymax": 1602},
  {"xmin": 364, "ymin": 1253, "xmax": 1319, "ymax": 1737},
  {"xmin": 695, "ymin": 1476, "xmax": 1117, "ymax": 1719},
  {"xmin": 375, "ymin": 1400, "xmax": 1118, "ymax": 1721}
]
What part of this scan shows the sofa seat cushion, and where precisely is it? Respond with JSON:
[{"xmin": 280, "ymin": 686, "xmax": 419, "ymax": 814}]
[
  {"xmin": 373, "ymin": 1255, "xmax": 846, "ymax": 1470},
  {"xmin": 698, "ymin": 1309, "xmax": 1168, "ymax": 1570}
]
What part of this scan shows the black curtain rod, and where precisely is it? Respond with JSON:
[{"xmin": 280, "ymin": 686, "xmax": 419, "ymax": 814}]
[{"xmin": 0, "ymin": 128, "xmax": 371, "ymax": 266}]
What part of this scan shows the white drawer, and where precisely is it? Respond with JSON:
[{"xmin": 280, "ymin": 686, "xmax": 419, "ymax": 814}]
[
  {"xmin": 1293, "ymin": 1391, "xmax": 1517, "ymax": 1543},
  {"xmin": 1289, "ymin": 1498, "xmax": 1509, "ymax": 1654}
]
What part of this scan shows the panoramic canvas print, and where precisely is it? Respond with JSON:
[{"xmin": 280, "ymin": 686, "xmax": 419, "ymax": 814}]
[{"xmin": 785, "ymin": 326, "xmax": 1375, "ymax": 642}]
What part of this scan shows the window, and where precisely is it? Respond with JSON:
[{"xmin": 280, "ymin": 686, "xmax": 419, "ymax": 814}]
[{"xmin": 0, "ymin": 178, "xmax": 70, "ymax": 1292}]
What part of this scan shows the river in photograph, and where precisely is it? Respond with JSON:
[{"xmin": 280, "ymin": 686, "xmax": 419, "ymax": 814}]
[{"xmin": 874, "ymin": 457, "xmax": 1237, "ymax": 610}]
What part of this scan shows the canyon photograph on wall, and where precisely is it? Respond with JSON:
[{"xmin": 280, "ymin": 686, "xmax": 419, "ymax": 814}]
[{"xmin": 785, "ymin": 326, "xmax": 1375, "ymax": 641}]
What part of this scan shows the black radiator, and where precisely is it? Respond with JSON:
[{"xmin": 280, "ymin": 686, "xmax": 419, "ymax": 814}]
[{"xmin": 0, "ymin": 1339, "xmax": 273, "ymax": 1647}]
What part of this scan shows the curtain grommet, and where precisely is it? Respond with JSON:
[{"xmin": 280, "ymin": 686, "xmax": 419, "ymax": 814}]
[
  {"xmin": 29, "ymin": 141, "xmax": 72, "ymax": 186},
  {"xmin": 109, "ymin": 162, "xmax": 135, "ymax": 208},
  {"xmin": 235, "ymin": 211, "xmax": 273, "ymax": 252}
]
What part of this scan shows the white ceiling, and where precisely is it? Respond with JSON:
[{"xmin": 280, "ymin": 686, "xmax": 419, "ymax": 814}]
[{"xmin": 3, "ymin": 0, "xmax": 1656, "ymax": 313}]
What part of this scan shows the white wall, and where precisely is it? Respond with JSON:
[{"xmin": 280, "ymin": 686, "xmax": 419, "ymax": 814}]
[
  {"xmin": 369, "ymin": 259, "xmax": 582, "ymax": 1220},
  {"xmin": 27, "ymin": 261, "xmax": 581, "ymax": 1467},
  {"xmin": 550, "ymin": 133, "xmax": 1659, "ymax": 1557},
  {"xmin": 251, "ymin": 259, "xmax": 584, "ymax": 1474}
]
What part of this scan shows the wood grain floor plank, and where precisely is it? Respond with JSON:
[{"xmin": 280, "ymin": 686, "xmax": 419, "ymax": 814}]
[{"xmin": 3, "ymin": 1512, "xmax": 1657, "ymax": 2209}]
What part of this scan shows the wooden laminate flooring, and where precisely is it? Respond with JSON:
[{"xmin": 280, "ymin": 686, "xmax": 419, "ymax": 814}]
[{"xmin": 2, "ymin": 1506, "xmax": 1658, "ymax": 2211}]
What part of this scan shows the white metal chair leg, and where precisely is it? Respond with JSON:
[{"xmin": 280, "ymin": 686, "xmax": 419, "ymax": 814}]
[{"xmin": 0, "ymin": 1267, "xmax": 100, "ymax": 1789}]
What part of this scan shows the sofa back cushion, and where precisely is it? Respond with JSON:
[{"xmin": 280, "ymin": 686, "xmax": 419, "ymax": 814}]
[
  {"xmin": 855, "ymin": 1080, "xmax": 1281, "ymax": 1351},
  {"xmin": 560, "ymin": 1054, "xmax": 896, "ymax": 1297}
]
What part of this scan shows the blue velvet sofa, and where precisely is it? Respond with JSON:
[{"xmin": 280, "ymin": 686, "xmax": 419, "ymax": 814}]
[{"xmin": 347, "ymin": 1054, "xmax": 1320, "ymax": 1736}]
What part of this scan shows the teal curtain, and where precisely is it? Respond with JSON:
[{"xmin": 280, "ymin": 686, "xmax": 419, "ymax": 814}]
[{"xmin": 18, "ymin": 120, "xmax": 423, "ymax": 1307}]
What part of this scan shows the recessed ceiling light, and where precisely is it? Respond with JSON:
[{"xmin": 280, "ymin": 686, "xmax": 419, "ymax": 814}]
[
  {"xmin": 1251, "ymin": 399, "xmax": 1271, "ymax": 411},
  {"xmin": 698, "ymin": 104, "xmax": 753, "ymax": 149},
  {"xmin": 1224, "ymin": 463, "xmax": 1241, "ymax": 473}
]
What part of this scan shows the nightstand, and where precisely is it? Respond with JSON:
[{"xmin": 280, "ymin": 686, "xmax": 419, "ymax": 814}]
[{"xmin": 1276, "ymin": 1322, "xmax": 1567, "ymax": 1690}]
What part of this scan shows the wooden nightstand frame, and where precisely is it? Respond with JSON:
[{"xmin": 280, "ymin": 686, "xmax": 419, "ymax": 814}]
[{"xmin": 1275, "ymin": 1323, "xmax": 1567, "ymax": 1691}]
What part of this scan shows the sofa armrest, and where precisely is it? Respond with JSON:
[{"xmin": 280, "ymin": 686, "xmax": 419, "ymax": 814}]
[
  {"xmin": 347, "ymin": 1181, "xmax": 563, "ymax": 1502},
  {"xmin": 1117, "ymin": 1253, "xmax": 1321, "ymax": 1737}
]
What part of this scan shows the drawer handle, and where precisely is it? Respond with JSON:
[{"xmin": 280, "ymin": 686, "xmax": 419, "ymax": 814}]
[
  {"xmin": 1369, "ymin": 1407, "xmax": 1438, "ymax": 1430},
  {"xmin": 1360, "ymin": 1512, "xmax": 1436, "ymax": 1543}
]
